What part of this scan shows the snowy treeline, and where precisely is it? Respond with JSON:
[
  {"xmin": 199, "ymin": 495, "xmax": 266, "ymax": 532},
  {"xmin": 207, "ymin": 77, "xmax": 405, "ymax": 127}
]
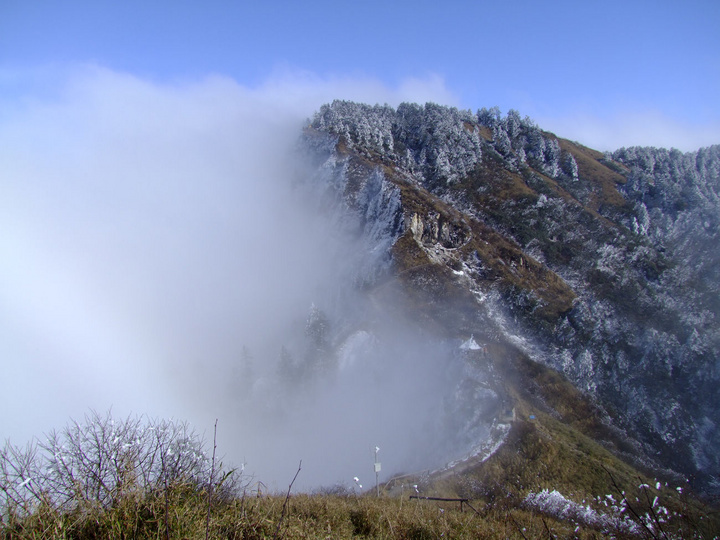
[
  {"xmin": 477, "ymin": 107, "xmax": 578, "ymax": 181},
  {"xmin": 614, "ymin": 145, "xmax": 720, "ymax": 290},
  {"xmin": 310, "ymin": 101, "xmax": 577, "ymax": 188},
  {"xmin": 611, "ymin": 145, "xmax": 720, "ymax": 380}
]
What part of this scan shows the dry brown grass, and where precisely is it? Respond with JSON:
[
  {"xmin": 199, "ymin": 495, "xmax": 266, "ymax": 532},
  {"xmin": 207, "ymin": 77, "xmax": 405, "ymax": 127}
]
[
  {"xmin": 557, "ymin": 137, "xmax": 628, "ymax": 210},
  {"xmin": 5, "ymin": 486, "xmax": 685, "ymax": 539}
]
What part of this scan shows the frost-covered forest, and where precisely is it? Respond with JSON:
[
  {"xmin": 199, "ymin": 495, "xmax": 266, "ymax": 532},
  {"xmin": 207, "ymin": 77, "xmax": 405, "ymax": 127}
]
[
  {"xmin": 311, "ymin": 102, "xmax": 578, "ymax": 188},
  {"xmin": 306, "ymin": 100, "xmax": 720, "ymax": 494}
]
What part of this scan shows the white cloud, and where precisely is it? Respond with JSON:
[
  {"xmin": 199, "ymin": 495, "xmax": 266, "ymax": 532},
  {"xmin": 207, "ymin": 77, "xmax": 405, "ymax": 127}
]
[
  {"xmin": 0, "ymin": 65, "xmax": 464, "ymax": 484},
  {"xmin": 537, "ymin": 109, "xmax": 720, "ymax": 152},
  {"xmin": 253, "ymin": 66, "xmax": 459, "ymax": 114}
]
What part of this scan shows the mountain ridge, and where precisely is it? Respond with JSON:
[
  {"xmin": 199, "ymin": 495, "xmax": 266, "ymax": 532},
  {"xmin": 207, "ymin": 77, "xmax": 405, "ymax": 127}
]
[{"xmin": 299, "ymin": 100, "xmax": 720, "ymax": 496}]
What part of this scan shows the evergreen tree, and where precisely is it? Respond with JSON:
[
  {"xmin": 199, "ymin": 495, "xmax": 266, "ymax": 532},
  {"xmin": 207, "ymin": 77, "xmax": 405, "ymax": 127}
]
[
  {"xmin": 305, "ymin": 303, "xmax": 329, "ymax": 348},
  {"xmin": 303, "ymin": 303, "xmax": 335, "ymax": 377}
]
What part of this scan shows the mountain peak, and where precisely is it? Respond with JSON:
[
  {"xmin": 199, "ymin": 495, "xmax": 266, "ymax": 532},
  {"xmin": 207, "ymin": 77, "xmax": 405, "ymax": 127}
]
[{"xmin": 301, "ymin": 100, "xmax": 720, "ymax": 496}]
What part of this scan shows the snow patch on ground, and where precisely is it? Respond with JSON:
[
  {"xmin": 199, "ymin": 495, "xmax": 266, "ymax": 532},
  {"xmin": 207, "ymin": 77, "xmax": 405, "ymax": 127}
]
[
  {"xmin": 460, "ymin": 335, "xmax": 481, "ymax": 350},
  {"xmin": 524, "ymin": 489, "xmax": 641, "ymax": 536},
  {"xmin": 442, "ymin": 422, "xmax": 511, "ymax": 470}
]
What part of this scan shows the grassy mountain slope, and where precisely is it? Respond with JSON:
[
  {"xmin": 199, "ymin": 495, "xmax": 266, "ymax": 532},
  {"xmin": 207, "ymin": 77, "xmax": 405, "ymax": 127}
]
[{"xmin": 305, "ymin": 100, "xmax": 720, "ymax": 497}]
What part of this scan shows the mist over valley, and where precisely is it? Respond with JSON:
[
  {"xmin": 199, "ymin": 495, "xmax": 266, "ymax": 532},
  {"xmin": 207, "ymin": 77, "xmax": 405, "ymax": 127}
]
[{"xmin": 2, "ymin": 70, "xmax": 720, "ymax": 539}]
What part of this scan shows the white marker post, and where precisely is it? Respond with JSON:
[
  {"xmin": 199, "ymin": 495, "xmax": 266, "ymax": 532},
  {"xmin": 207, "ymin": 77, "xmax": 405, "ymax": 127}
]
[{"xmin": 374, "ymin": 446, "xmax": 381, "ymax": 497}]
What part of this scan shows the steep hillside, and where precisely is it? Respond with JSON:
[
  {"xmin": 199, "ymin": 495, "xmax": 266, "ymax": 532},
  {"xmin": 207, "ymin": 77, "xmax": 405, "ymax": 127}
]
[
  {"xmin": 299, "ymin": 100, "xmax": 720, "ymax": 496},
  {"xmin": 4, "ymin": 102, "xmax": 719, "ymax": 539}
]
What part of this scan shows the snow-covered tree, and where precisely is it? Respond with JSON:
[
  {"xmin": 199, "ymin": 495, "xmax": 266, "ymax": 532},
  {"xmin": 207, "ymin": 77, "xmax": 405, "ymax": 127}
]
[{"xmin": 305, "ymin": 303, "xmax": 329, "ymax": 348}]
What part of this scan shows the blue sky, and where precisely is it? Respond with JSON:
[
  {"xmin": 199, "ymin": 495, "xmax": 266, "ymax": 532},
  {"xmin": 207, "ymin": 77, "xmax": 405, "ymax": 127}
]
[{"xmin": 2, "ymin": 0, "xmax": 719, "ymax": 150}]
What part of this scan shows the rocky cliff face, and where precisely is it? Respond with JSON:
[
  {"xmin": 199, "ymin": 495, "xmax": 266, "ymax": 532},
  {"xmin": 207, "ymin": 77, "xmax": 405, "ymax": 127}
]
[{"xmin": 298, "ymin": 101, "xmax": 720, "ymax": 495}]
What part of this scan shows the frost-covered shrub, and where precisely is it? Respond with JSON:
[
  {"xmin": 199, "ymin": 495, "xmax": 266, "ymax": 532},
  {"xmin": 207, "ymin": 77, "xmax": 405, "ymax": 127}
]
[
  {"xmin": 0, "ymin": 411, "xmax": 241, "ymax": 517},
  {"xmin": 524, "ymin": 489, "xmax": 640, "ymax": 535}
]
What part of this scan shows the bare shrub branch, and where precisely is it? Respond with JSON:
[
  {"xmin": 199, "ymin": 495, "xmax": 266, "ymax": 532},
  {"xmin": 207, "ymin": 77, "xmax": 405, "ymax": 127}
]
[{"xmin": 0, "ymin": 410, "xmax": 247, "ymax": 521}]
